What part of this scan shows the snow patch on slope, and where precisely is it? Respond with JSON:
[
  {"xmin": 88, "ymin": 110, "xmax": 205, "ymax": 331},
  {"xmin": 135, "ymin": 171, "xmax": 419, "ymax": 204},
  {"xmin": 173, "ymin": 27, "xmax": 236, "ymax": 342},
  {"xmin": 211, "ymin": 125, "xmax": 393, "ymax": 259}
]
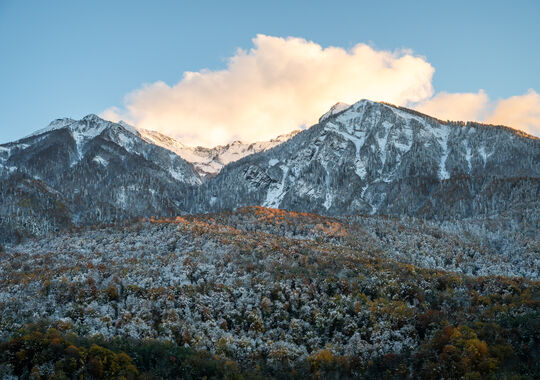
[
  {"xmin": 264, "ymin": 166, "xmax": 289, "ymax": 208},
  {"xmin": 323, "ymin": 168, "xmax": 333, "ymax": 210},
  {"xmin": 92, "ymin": 156, "xmax": 108, "ymax": 166},
  {"xmin": 465, "ymin": 144, "xmax": 472, "ymax": 172},
  {"xmin": 433, "ymin": 125, "xmax": 451, "ymax": 180},
  {"xmin": 478, "ymin": 146, "xmax": 491, "ymax": 167},
  {"xmin": 325, "ymin": 121, "xmax": 368, "ymax": 179},
  {"xmin": 377, "ymin": 121, "xmax": 392, "ymax": 169}
]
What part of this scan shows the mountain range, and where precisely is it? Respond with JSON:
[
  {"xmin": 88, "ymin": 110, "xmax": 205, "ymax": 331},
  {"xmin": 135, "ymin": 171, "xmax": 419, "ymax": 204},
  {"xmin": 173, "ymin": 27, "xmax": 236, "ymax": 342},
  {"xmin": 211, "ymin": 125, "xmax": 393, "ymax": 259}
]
[{"xmin": 0, "ymin": 99, "xmax": 538, "ymax": 244}]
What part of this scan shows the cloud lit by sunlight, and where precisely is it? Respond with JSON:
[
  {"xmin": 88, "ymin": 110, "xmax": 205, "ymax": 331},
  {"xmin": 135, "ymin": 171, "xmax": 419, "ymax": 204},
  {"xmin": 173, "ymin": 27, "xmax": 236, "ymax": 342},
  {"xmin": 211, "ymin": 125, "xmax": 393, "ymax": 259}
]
[
  {"xmin": 416, "ymin": 89, "xmax": 540, "ymax": 137},
  {"xmin": 102, "ymin": 35, "xmax": 434, "ymax": 146},
  {"xmin": 102, "ymin": 35, "xmax": 540, "ymax": 146},
  {"xmin": 415, "ymin": 90, "xmax": 491, "ymax": 122},
  {"xmin": 487, "ymin": 89, "xmax": 540, "ymax": 137}
]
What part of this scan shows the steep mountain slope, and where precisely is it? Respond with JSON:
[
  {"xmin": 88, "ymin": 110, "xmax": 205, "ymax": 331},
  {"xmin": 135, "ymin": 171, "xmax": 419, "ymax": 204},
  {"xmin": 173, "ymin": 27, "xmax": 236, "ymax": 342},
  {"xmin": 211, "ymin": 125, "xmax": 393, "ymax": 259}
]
[
  {"xmin": 138, "ymin": 127, "xmax": 299, "ymax": 177},
  {"xmin": 0, "ymin": 174, "xmax": 73, "ymax": 244},
  {"xmin": 0, "ymin": 115, "xmax": 201, "ymax": 242},
  {"xmin": 197, "ymin": 100, "xmax": 539, "ymax": 220}
]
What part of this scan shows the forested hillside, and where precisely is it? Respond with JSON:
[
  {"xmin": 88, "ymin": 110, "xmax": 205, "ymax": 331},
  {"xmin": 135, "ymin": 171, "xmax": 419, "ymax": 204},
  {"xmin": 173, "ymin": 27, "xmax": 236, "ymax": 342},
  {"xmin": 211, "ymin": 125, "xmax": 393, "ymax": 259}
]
[{"xmin": 1, "ymin": 208, "xmax": 538, "ymax": 378}]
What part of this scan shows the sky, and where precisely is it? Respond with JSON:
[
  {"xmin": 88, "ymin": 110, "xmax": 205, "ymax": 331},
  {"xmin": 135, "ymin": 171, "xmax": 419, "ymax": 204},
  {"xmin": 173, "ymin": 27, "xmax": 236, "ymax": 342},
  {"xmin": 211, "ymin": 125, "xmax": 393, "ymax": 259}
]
[{"xmin": 1, "ymin": 0, "xmax": 539, "ymax": 145}]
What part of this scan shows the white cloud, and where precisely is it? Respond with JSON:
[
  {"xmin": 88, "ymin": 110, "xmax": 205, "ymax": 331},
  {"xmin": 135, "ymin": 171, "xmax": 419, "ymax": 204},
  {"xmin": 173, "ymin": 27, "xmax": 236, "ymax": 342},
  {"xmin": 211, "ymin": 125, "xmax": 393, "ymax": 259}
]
[
  {"xmin": 102, "ymin": 35, "xmax": 540, "ymax": 145},
  {"xmin": 102, "ymin": 34, "xmax": 434, "ymax": 146},
  {"xmin": 412, "ymin": 89, "xmax": 540, "ymax": 137},
  {"xmin": 415, "ymin": 90, "xmax": 491, "ymax": 122},
  {"xmin": 487, "ymin": 89, "xmax": 540, "ymax": 137}
]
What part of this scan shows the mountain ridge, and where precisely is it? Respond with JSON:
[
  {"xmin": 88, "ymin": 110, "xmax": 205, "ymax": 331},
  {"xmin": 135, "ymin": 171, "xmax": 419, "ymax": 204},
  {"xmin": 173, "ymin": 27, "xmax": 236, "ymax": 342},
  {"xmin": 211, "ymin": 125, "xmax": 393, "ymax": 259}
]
[
  {"xmin": 137, "ymin": 127, "xmax": 300, "ymax": 177},
  {"xmin": 0, "ymin": 99, "xmax": 538, "ymax": 244},
  {"xmin": 193, "ymin": 99, "xmax": 538, "ymax": 217}
]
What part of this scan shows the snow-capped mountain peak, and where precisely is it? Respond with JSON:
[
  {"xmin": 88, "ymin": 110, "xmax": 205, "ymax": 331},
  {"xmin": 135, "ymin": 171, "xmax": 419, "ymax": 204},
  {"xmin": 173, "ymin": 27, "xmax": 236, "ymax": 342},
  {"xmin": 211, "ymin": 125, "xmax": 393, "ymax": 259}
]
[
  {"xmin": 71, "ymin": 115, "xmax": 114, "ymax": 139},
  {"xmin": 322, "ymin": 100, "xmax": 454, "ymax": 182},
  {"xmin": 28, "ymin": 117, "xmax": 76, "ymax": 138},
  {"xmin": 81, "ymin": 113, "xmax": 101, "ymax": 122},
  {"xmin": 49, "ymin": 117, "xmax": 76, "ymax": 127},
  {"xmin": 1, "ymin": 113, "xmax": 202, "ymax": 184},
  {"xmin": 27, "ymin": 114, "xmax": 122, "ymax": 141},
  {"xmin": 319, "ymin": 101, "xmax": 351, "ymax": 122}
]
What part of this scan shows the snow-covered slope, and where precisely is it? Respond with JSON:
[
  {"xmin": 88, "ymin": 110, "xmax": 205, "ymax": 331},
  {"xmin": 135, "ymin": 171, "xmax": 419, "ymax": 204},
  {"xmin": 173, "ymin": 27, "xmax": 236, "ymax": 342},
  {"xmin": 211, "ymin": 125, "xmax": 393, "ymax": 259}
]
[
  {"xmin": 318, "ymin": 101, "xmax": 351, "ymax": 122},
  {"xmin": 138, "ymin": 128, "xmax": 299, "ymax": 177},
  {"xmin": 0, "ymin": 115, "xmax": 202, "ymax": 238}
]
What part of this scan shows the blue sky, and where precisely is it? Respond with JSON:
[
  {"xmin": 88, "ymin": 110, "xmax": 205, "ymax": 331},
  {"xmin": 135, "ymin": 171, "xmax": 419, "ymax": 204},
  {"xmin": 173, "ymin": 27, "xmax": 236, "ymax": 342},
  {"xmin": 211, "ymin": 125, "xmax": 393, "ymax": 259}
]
[{"xmin": 1, "ymin": 0, "xmax": 539, "ymax": 144}]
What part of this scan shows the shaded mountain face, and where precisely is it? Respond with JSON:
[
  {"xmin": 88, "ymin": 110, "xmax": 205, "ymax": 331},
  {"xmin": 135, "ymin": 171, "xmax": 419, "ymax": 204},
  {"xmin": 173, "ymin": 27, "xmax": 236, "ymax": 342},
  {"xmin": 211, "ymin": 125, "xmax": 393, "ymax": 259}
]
[
  {"xmin": 1, "ymin": 115, "xmax": 201, "ymax": 185},
  {"xmin": 0, "ymin": 100, "xmax": 539, "ymax": 243},
  {"xmin": 0, "ymin": 115, "xmax": 201, "ymax": 242},
  {"xmin": 0, "ymin": 175, "xmax": 73, "ymax": 243},
  {"xmin": 196, "ymin": 100, "xmax": 539, "ymax": 219}
]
